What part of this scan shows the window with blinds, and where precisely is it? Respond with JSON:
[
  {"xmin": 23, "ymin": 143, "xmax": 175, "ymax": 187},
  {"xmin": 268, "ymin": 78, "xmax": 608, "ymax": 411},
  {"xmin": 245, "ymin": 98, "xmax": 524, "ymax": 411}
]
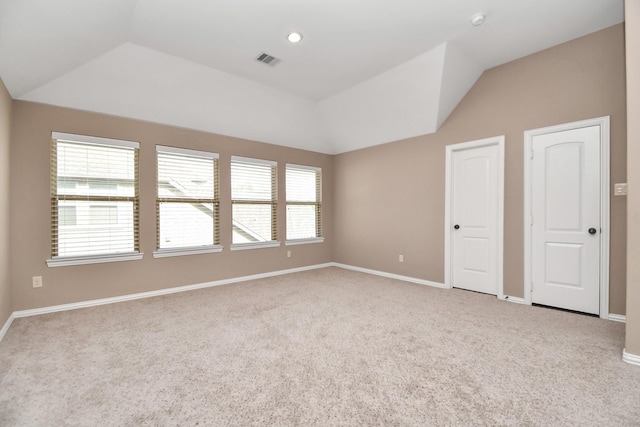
[
  {"xmin": 156, "ymin": 146, "xmax": 220, "ymax": 256},
  {"xmin": 231, "ymin": 156, "xmax": 278, "ymax": 247},
  {"xmin": 49, "ymin": 132, "xmax": 141, "ymax": 266},
  {"xmin": 286, "ymin": 164, "xmax": 322, "ymax": 241}
]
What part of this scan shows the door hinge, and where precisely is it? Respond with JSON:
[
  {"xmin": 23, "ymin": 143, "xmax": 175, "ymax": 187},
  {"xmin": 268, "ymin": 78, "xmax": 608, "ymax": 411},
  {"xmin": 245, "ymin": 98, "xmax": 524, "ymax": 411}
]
[{"xmin": 530, "ymin": 148, "xmax": 534, "ymax": 159}]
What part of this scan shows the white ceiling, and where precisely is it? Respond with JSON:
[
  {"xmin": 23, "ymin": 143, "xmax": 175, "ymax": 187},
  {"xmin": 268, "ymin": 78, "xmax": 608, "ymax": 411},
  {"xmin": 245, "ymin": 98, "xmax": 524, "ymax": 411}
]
[{"xmin": 0, "ymin": 0, "xmax": 624, "ymax": 154}]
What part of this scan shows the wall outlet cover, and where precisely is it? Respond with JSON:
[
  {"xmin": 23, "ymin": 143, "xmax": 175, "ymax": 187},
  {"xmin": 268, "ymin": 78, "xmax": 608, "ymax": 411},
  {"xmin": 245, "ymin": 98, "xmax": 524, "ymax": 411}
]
[
  {"xmin": 614, "ymin": 183, "xmax": 627, "ymax": 196},
  {"xmin": 32, "ymin": 276, "xmax": 43, "ymax": 288}
]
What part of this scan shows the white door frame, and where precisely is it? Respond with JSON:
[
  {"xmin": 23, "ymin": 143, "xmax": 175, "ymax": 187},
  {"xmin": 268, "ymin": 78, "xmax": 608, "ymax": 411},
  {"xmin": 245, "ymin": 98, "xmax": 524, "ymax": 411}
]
[
  {"xmin": 523, "ymin": 116, "xmax": 610, "ymax": 318},
  {"xmin": 445, "ymin": 135, "xmax": 505, "ymax": 298}
]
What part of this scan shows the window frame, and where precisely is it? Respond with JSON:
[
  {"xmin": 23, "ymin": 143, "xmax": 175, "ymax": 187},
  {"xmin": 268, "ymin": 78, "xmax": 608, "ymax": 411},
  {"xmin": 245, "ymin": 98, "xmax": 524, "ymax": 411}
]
[
  {"xmin": 285, "ymin": 163, "xmax": 324, "ymax": 245},
  {"xmin": 153, "ymin": 145, "xmax": 222, "ymax": 258},
  {"xmin": 47, "ymin": 132, "xmax": 143, "ymax": 267},
  {"xmin": 230, "ymin": 156, "xmax": 280, "ymax": 251}
]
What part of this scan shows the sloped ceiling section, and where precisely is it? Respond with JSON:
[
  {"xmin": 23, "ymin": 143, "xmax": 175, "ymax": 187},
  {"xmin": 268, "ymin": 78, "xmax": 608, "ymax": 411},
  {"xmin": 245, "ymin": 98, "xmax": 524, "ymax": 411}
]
[
  {"xmin": 20, "ymin": 43, "xmax": 327, "ymax": 153},
  {"xmin": 318, "ymin": 43, "xmax": 483, "ymax": 153},
  {"xmin": 20, "ymin": 39, "xmax": 477, "ymax": 154},
  {"xmin": 0, "ymin": 0, "xmax": 136, "ymax": 97},
  {"xmin": 0, "ymin": 0, "xmax": 625, "ymax": 154},
  {"xmin": 437, "ymin": 44, "xmax": 485, "ymax": 129}
]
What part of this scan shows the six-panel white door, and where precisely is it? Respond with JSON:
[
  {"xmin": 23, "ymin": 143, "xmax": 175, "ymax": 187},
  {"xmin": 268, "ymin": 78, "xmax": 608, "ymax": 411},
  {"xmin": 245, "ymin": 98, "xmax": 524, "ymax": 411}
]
[
  {"xmin": 530, "ymin": 126, "xmax": 601, "ymax": 314},
  {"xmin": 451, "ymin": 143, "xmax": 500, "ymax": 295}
]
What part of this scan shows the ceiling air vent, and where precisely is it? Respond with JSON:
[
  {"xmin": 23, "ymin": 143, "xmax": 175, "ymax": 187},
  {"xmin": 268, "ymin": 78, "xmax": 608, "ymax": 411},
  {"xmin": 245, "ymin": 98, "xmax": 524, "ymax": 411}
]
[{"xmin": 256, "ymin": 53, "xmax": 280, "ymax": 66}]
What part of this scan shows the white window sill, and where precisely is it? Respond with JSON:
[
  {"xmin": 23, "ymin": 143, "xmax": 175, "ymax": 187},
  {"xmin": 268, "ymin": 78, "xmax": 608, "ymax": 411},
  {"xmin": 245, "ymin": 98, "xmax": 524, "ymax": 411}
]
[
  {"xmin": 47, "ymin": 252, "xmax": 144, "ymax": 267},
  {"xmin": 230, "ymin": 241, "xmax": 281, "ymax": 251},
  {"xmin": 153, "ymin": 245, "xmax": 223, "ymax": 258},
  {"xmin": 286, "ymin": 237, "xmax": 325, "ymax": 246}
]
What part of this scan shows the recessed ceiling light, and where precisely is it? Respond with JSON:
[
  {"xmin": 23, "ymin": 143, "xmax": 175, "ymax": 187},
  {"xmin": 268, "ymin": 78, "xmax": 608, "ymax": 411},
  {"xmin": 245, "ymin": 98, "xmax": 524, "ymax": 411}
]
[
  {"xmin": 471, "ymin": 13, "xmax": 485, "ymax": 26},
  {"xmin": 287, "ymin": 32, "xmax": 303, "ymax": 43}
]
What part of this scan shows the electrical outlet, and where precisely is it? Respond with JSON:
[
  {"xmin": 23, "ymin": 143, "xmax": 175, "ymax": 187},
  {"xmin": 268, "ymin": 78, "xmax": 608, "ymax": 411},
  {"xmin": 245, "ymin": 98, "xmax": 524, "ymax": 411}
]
[
  {"xmin": 32, "ymin": 276, "xmax": 43, "ymax": 288},
  {"xmin": 399, "ymin": 254, "xmax": 404, "ymax": 263},
  {"xmin": 287, "ymin": 250, "xmax": 292, "ymax": 258},
  {"xmin": 614, "ymin": 183, "xmax": 627, "ymax": 196}
]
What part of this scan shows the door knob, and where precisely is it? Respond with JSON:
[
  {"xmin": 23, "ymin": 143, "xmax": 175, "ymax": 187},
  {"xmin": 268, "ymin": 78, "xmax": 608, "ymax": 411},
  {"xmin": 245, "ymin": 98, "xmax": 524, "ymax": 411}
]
[
  {"xmin": 454, "ymin": 224, "xmax": 460, "ymax": 230},
  {"xmin": 588, "ymin": 228, "xmax": 597, "ymax": 235}
]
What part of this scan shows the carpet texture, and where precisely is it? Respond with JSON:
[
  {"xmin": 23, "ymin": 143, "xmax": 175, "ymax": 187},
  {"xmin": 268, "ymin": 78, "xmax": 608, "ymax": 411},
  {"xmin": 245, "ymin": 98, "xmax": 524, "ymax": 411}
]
[{"xmin": 0, "ymin": 267, "xmax": 639, "ymax": 426}]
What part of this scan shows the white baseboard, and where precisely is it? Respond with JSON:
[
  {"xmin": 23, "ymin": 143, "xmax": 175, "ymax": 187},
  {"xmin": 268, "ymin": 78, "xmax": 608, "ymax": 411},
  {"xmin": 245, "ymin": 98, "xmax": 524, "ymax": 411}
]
[
  {"xmin": 608, "ymin": 314, "xmax": 626, "ymax": 323},
  {"xmin": 11, "ymin": 263, "xmax": 334, "ymax": 320},
  {"xmin": 2, "ymin": 262, "xmax": 443, "ymax": 344},
  {"xmin": 331, "ymin": 263, "xmax": 447, "ymax": 289},
  {"xmin": 500, "ymin": 295, "xmax": 526, "ymax": 304},
  {"xmin": 623, "ymin": 349, "xmax": 640, "ymax": 366},
  {"xmin": 3, "ymin": 261, "xmax": 628, "ymax": 350},
  {"xmin": 0, "ymin": 313, "xmax": 15, "ymax": 342}
]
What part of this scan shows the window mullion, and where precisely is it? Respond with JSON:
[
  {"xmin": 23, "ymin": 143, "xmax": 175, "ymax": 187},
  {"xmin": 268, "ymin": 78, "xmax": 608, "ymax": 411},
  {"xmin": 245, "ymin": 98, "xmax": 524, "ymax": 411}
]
[
  {"xmin": 134, "ymin": 148, "xmax": 140, "ymax": 252},
  {"xmin": 51, "ymin": 139, "xmax": 59, "ymax": 257}
]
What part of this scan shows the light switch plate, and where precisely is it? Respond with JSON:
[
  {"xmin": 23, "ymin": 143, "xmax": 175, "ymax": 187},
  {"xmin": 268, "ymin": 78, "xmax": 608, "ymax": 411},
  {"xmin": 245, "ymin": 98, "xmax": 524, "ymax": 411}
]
[{"xmin": 614, "ymin": 183, "xmax": 627, "ymax": 196}]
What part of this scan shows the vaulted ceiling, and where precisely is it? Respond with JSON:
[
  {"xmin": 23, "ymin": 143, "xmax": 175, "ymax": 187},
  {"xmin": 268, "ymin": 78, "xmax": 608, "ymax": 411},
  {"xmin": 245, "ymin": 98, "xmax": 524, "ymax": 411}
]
[{"xmin": 0, "ymin": 0, "xmax": 624, "ymax": 153}]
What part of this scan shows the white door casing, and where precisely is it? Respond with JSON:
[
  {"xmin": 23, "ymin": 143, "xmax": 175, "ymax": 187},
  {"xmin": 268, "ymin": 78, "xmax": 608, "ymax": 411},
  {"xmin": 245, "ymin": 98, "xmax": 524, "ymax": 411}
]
[
  {"xmin": 445, "ymin": 136, "xmax": 504, "ymax": 297},
  {"xmin": 524, "ymin": 117, "xmax": 610, "ymax": 317}
]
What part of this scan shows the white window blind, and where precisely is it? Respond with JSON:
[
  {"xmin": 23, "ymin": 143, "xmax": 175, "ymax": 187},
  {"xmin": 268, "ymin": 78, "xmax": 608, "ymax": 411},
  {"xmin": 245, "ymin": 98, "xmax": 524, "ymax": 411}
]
[
  {"xmin": 231, "ymin": 156, "xmax": 277, "ymax": 245},
  {"xmin": 50, "ymin": 132, "xmax": 140, "ymax": 262},
  {"xmin": 156, "ymin": 146, "xmax": 219, "ymax": 251},
  {"xmin": 286, "ymin": 164, "xmax": 322, "ymax": 240}
]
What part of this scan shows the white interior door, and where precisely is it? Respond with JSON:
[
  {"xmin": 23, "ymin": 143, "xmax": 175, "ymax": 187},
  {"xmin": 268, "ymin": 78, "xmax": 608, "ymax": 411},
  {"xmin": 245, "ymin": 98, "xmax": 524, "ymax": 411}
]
[
  {"xmin": 530, "ymin": 126, "xmax": 601, "ymax": 314},
  {"xmin": 449, "ymin": 140, "xmax": 502, "ymax": 295}
]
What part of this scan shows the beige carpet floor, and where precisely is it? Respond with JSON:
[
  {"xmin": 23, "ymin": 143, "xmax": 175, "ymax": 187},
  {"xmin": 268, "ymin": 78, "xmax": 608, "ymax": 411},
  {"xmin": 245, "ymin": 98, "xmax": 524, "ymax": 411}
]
[{"xmin": 1, "ymin": 267, "xmax": 639, "ymax": 426}]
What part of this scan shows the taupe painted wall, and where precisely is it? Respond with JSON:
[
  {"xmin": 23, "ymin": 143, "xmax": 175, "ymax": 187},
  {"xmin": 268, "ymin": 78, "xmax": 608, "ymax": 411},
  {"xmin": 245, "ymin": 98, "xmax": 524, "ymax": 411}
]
[
  {"xmin": 625, "ymin": 1, "xmax": 640, "ymax": 355},
  {"xmin": 9, "ymin": 102, "xmax": 333, "ymax": 310},
  {"xmin": 334, "ymin": 24, "xmax": 628, "ymax": 314},
  {"xmin": 0, "ymin": 79, "xmax": 12, "ymax": 326}
]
